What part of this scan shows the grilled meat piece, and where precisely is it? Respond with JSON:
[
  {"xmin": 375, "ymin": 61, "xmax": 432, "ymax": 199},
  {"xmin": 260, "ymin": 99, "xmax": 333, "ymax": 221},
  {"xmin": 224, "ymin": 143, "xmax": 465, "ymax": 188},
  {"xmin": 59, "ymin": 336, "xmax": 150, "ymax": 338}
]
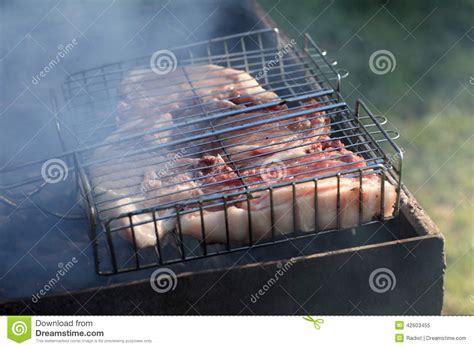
[
  {"xmin": 241, "ymin": 139, "xmax": 367, "ymax": 185},
  {"xmin": 91, "ymin": 146, "xmax": 243, "ymax": 248},
  {"xmin": 105, "ymin": 138, "xmax": 395, "ymax": 248},
  {"xmin": 90, "ymin": 63, "xmax": 397, "ymax": 250},
  {"xmin": 175, "ymin": 140, "xmax": 396, "ymax": 244},
  {"xmin": 117, "ymin": 64, "xmax": 280, "ymax": 124},
  {"xmin": 213, "ymin": 100, "xmax": 329, "ymax": 168},
  {"xmin": 175, "ymin": 176, "xmax": 395, "ymax": 244}
]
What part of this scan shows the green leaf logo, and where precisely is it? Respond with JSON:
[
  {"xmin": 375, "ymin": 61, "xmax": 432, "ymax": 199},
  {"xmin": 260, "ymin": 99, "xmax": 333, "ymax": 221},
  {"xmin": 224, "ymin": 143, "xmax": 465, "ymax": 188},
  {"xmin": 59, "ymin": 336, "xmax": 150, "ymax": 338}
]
[
  {"xmin": 395, "ymin": 333, "xmax": 404, "ymax": 343},
  {"xmin": 303, "ymin": 315, "xmax": 324, "ymax": 330},
  {"xmin": 7, "ymin": 316, "xmax": 32, "ymax": 343}
]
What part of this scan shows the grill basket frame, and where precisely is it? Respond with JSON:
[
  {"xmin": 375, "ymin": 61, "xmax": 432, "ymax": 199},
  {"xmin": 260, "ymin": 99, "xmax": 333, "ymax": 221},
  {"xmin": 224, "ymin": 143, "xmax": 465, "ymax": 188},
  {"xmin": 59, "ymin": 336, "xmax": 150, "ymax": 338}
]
[{"xmin": 59, "ymin": 28, "xmax": 403, "ymax": 275}]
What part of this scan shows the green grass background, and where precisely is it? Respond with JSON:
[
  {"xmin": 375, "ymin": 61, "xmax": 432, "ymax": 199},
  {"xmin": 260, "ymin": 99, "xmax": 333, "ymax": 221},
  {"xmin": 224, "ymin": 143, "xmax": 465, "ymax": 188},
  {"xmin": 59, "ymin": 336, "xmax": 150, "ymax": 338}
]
[{"xmin": 258, "ymin": 0, "xmax": 473, "ymax": 314}]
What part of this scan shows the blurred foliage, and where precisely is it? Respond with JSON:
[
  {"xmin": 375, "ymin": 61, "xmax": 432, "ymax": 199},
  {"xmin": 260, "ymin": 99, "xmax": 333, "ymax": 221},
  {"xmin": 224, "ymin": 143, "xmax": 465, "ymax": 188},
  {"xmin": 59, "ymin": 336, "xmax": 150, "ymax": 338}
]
[{"xmin": 259, "ymin": 0, "xmax": 473, "ymax": 314}]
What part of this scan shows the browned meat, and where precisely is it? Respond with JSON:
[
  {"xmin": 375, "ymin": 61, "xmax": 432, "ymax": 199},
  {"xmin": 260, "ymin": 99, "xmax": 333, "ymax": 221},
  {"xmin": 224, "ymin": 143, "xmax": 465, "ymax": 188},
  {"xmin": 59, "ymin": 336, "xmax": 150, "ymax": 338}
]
[
  {"xmin": 100, "ymin": 137, "xmax": 395, "ymax": 248},
  {"xmin": 89, "ymin": 63, "xmax": 396, "ymax": 249},
  {"xmin": 177, "ymin": 140, "xmax": 396, "ymax": 244},
  {"xmin": 241, "ymin": 139, "xmax": 368, "ymax": 186},
  {"xmin": 213, "ymin": 100, "xmax": 329, "ymax": 168},
  {"xmin": 117, "ymin": 64, "xmax": 280, "ymax": 124},
  {"xmin": 90, "ymin": 118, "xmax": 243, "ymax": 248},
  {"xmin": 112, "ymin": 153, "xmax": 243, "ymax": 248}
]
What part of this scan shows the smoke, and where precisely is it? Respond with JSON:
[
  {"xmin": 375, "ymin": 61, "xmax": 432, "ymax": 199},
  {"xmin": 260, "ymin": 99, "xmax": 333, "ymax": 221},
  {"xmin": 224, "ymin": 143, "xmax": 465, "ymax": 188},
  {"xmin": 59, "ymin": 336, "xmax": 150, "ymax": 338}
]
[
  {"xmin": 0, "ymin": 0, "xmax": 241, "ymax": 168},
  {"xmin": 0, "ymin": 0, "xmax": 266, "ymax": 304}
]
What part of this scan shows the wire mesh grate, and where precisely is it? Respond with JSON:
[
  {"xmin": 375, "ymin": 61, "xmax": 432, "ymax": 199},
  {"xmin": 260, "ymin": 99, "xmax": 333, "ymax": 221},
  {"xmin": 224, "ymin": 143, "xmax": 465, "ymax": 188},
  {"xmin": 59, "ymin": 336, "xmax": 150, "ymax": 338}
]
[{"xmin": 59, "ymin": 28, "xmax": 402, "ymax": 275}]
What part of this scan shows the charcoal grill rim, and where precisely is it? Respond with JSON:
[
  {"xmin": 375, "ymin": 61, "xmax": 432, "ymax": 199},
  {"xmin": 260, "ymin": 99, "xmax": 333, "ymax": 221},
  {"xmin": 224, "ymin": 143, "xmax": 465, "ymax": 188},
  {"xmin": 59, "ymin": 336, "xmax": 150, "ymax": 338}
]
[{"xmin": 0, "ymin": 191, "xmax": 444, "ymax": 307}]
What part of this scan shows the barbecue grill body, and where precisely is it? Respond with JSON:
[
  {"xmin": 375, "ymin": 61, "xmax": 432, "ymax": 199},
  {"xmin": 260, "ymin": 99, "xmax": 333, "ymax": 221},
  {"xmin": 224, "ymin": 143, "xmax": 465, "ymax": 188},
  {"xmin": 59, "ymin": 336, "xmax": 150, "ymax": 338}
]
[{"xmin": 0, "ymin": 190, "xmax": 444, "ymax": 315}]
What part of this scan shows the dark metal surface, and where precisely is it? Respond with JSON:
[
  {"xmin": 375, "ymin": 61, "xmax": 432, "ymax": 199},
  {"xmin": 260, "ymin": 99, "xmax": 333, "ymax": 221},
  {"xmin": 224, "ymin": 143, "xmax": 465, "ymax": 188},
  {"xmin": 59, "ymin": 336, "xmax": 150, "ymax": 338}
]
[{"xmin": 0, "ymin": 191, "xmax": 445, "ymax": 315}]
